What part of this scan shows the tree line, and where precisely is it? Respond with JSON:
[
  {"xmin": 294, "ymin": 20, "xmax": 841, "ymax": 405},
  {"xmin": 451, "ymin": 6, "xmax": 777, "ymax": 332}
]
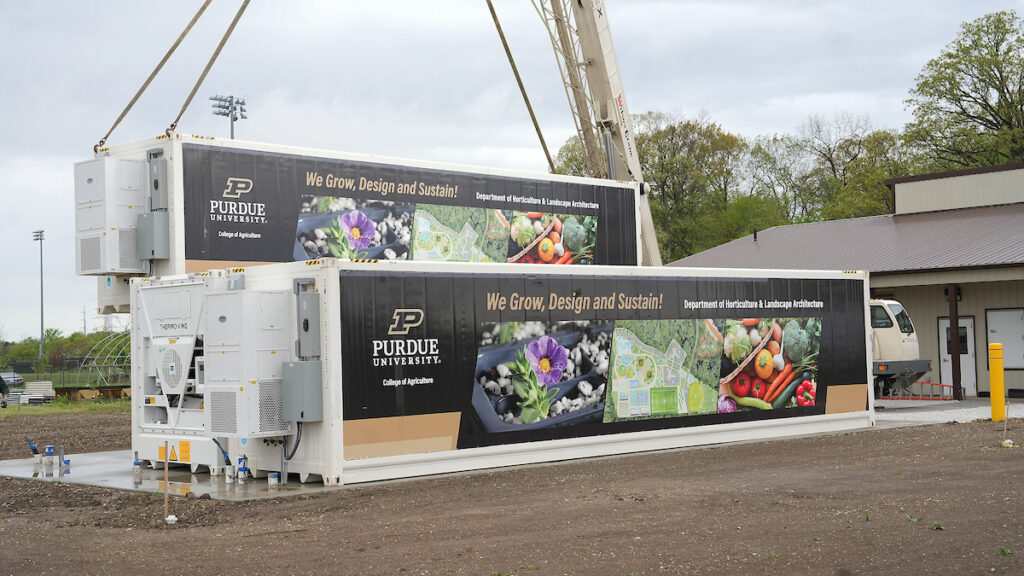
[
  {"xmin": 555, "ymin": 11, "xmax": 1024, "ymax": 262},
  {"xmin": 1, "ymin": 328, "xmax": 127, "ymax": 374}
]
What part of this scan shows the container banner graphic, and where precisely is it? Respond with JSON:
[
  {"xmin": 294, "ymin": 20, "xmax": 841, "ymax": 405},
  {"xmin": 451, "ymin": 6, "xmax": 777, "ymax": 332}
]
[
  {"xmin": 338, "ymin": 270, "xmax": 867, "ymax": 457},
  {"xmin": 182, "ymin": 143, "xmax": 636, "ymax": 266}
]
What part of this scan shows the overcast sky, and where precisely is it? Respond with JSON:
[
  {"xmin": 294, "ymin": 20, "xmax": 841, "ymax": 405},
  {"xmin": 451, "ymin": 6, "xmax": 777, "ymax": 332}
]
[{"xmin": 0, "ymin": 0, "xmax": 1016, "ymax": 341}]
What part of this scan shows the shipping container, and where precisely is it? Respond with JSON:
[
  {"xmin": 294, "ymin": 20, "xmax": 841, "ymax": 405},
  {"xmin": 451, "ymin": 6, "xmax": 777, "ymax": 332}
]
[
  {"xmin": 80, "ymin": 134, "xmax": 642, "ymax": 311},
  {"xmin": 131, "ymin": 259, "xmax": 873, "ymax": 485}
]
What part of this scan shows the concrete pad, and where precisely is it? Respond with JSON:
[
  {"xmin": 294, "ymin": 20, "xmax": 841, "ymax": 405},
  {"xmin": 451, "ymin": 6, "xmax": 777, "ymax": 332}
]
[
  {"xmin": 2, "ymin": 399, "xmax": 1019, "ymax": 497},
  {"xmin": 875, "ymin": 398, "xmax": 1024, "ymax": 425},
  {"xmin": 0, "ymin": 450, "xmax": 334, "ymax": 501}
]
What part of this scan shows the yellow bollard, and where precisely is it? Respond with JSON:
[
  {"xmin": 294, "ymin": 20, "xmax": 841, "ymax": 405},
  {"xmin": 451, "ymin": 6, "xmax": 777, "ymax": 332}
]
[{"xmin": 990, "ymin": 343, "xmax": 1005, "ymax": 422}]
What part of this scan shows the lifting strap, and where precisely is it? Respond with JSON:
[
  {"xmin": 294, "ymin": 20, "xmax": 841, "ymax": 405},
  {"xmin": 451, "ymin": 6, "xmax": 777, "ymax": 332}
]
[
  {"xmin": 168, "ymin": 0, "xmax": 250, "ymax": 135},
  {"xmin": 94, "ymin": 0, "xmax": 213, "ymax": 153}
]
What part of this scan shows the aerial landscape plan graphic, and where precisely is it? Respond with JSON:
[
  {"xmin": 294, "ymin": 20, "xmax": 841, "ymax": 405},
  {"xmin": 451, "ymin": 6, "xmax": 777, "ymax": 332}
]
[
  {"xmin": 413, "ymin": 209, "xmax": 491, "ymax": 262},
  {"xmin": 603, "ymin": 319, "xmax": 721, "ymax": 422}
]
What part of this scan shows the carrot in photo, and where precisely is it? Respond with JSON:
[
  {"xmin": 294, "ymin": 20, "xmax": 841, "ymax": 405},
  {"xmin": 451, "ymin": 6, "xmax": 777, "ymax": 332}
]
[
  {"xmin": 766, "ymin": 370, "xmax": 797, "ymax": 404},
  {"xmin": 764, "ymin": 362, "xmax": 792, "ymax": 403}
]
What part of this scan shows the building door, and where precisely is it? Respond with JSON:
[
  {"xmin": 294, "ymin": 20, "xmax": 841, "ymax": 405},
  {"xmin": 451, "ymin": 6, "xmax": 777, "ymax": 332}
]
[{"xmin": 939, "ymin": 317, "xmax": 976, "ymax": 396}]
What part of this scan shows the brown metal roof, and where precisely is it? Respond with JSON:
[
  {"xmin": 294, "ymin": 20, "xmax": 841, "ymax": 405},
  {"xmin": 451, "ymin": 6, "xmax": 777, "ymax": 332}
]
[{"xmin": 669, "ymin": 202, "xmax": 1024, "ymax": 274}]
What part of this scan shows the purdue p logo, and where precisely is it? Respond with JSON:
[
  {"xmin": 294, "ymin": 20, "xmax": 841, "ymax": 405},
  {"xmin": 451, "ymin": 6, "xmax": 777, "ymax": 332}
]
[
  {"xmin": 388, "ymin": 309, "xmax": 424, "ymax": 335},
  {"xmin": 222, "ymin": 177, "xmax": 254, "ymax": 199}
]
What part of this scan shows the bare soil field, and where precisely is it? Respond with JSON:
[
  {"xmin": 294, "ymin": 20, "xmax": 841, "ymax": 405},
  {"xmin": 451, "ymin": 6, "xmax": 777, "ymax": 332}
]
[{"xmin": 1, "ymin": 411, "xmax": 1022, "ymax": 575}]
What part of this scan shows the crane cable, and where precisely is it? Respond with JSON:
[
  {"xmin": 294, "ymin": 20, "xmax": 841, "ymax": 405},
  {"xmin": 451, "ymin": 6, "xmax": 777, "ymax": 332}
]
[
  {"xmin": 168, "ymin": 0, "xmax": 250, "ymax": 135},
  {"xmin": 94, "ymin": 0, "xmax": 213, "ymax": 153}
]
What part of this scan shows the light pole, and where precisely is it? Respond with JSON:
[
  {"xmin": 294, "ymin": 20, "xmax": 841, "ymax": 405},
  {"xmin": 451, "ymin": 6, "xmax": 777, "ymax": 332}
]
[
  {"xmin": 210, "ymin": 94, "xmax": 247, "ymax": 139},
  {"xmin": 32, "ymin": 229, "xmax": 44, "ymax": 363}
]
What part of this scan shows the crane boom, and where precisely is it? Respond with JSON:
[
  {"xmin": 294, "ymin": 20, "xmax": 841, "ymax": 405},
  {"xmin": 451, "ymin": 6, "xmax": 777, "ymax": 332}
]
[{"xmin": 542, "ymin": 0, "xmax": 662, "ymax": 265}]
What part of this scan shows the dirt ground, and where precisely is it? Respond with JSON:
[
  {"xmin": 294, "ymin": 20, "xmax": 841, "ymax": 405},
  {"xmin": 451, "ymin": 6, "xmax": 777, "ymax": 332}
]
[{"xmin": 1, "ymin": 412, "xmax": 1022, "ymax": 575}]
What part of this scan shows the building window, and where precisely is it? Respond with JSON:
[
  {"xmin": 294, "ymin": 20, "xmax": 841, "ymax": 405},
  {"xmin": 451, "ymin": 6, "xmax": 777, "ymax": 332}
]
[
  {"xmin": 987, "ymin": 309, "xmax": 1024, "ymax": 369},
  {"xmin": 946, "ymin": 326, "xmax": 969, "ymax": 355}
]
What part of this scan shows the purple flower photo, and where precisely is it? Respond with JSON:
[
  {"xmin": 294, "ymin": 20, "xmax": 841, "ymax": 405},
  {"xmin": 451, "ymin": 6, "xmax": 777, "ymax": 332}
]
[
  {"xmin": 339, "ymin": 210, "xmax": 376, "ymax": 251},
  {"xmin": 525, "ymin": 336, "xmax": 568, "ymax": 387}
]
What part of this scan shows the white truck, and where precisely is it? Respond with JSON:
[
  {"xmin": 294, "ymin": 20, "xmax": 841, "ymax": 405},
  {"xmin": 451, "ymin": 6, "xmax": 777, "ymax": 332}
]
[{"xmin": 870, "ymin": 298, "xmax": 932, "ymax": 398}]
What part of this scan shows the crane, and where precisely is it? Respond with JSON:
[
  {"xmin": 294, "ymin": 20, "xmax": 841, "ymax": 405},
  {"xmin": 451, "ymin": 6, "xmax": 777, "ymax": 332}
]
[{"xmin": 539, "ymin": 0, "xmax": 662, "ymax": 266}]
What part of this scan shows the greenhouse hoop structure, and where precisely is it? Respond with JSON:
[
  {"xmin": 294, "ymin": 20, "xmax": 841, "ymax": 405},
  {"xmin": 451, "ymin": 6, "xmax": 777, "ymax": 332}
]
[{"xmin": 78, "ymin": 331, "xmax": 130, "ymax": 386}]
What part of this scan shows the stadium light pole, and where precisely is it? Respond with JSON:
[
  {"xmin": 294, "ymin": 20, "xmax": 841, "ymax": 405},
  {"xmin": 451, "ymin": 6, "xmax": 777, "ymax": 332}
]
[
  {"xmin": 32, "ymin": 229, "xmax": 44, "ymax": 361},
  {"xmin": 210, "ymin": 94, "xmax": 247, "ymax": 139}
]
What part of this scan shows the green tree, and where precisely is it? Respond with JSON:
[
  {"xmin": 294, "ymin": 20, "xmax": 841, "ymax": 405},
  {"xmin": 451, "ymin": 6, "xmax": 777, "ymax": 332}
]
[
  {"xmin": 823, "ymin": 129, "xmax": 919, "ymax": 219},
  {"xmin": 553, "ymin": 110, "xmax": 923, "ymax": 261},
  {"xmin": 634, "ymin": 113, "xmax": 747, "ymax": 261},
  {"xmin": 747, "ymin": 134, "xmax": 820, "ymax": 221},
  {"xmin": 749, "ymin": 114, "xmax": 921, "ymax": 222},
  {"xmin": 703, "ymin": 194, "xmax": 790, "ymax": 249},
  {"xmin": 3, "ymin": 337, "xmax": 41, "ymax": 366},
  {"xmin": 552, "ymin": 135, "xmax": 589, "ymax": 178},
  {"xmin": 905, "ymin": 10, "xmax": 1024, "ymax": 168},
  {"xmin": 554, "ymin": 113, "xmax": 771, "ymax": 261}
]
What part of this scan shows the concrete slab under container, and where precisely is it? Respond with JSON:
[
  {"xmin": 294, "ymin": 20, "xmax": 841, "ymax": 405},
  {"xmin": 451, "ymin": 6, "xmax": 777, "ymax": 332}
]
[
  {"xmin": 0, "ymin": 450, "xmax": 333, "ymax": 501},
  {"xmin": 2, "ymin": 399, "xmax": 1019, "ymax": 497}
]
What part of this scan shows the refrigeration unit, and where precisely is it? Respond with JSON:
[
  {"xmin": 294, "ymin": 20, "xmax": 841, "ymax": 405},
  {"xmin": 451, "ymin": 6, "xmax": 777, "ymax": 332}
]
[
  {"xmin": 132, "ymin": 270, "xmax": 309, "ymax": 478},
  {"xmin": 74, "ymin": 156, "xmax": 147, "ymax": 276}
]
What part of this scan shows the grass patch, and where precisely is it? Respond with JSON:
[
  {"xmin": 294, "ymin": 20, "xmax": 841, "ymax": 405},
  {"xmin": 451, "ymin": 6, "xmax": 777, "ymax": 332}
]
[
  {"xmin": 16, "ymin": 371, "xmax": 127, "ymax": 387},
  {"xmin": 0, "ymin": 397, "xmax": 131, "ymax": 419}
]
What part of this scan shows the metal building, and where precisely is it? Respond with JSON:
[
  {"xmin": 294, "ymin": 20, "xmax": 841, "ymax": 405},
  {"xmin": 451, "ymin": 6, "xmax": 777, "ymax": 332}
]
[{"xmin": 671, "ymin": 163, "xmax": 1024, "ymax": 396}]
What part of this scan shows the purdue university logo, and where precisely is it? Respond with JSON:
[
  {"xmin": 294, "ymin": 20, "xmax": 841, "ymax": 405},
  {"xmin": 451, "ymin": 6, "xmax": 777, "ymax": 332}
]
[
  {"xmin": 374, "ymin": 308, "xmax": 440, "ymax": 370},
  {"xmin": 388, "ymin": 309, "xmax": 424, "ymax": 335},
  {"xmin": 222, "ymin": 177, "xmax": 254, "ymax": 199},
  {"xmin": 209, "ymin": 177, "xmax": 266, "ymax": 224}
]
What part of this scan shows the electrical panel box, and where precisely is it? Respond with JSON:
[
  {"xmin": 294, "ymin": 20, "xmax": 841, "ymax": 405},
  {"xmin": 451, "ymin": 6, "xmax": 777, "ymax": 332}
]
[
  {"xmin": 148, "ymin": 154, "xmax": 169, "ymax": 210},
  {"xmin": 283, "ymin": 360, "xmax": 323, "ymax": 422},
  {"xmin": 137, "ymin": 211, "xmax": 170, "ymax": 260},
  {"xmin": 74, "ymin": 157, "xmax": 147, "ymax": 275},
  {"xmin": 204, "ymin": 290, "xmax": 293, "ymax": 438},
  {"xmin": 296, "ymin": 290, "xmax": 321, "ymax": 358}
]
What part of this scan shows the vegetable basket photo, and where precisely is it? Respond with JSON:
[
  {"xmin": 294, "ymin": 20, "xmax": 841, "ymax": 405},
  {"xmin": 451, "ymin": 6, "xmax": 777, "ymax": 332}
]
[
  {"xmin": 504, "ymin": 211, "xmax": 598, "ymax": 265},
  {"xmin": 717, "ymin": 317, "xmax": 820, "ymax": 413}
]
